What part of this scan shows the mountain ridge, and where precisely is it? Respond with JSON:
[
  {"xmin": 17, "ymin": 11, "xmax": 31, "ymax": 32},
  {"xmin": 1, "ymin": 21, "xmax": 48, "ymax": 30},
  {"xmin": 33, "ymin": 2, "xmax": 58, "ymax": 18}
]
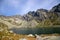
[{"xmin": 0, "ymin": 3, "xmax": 60, "ymax": 29}]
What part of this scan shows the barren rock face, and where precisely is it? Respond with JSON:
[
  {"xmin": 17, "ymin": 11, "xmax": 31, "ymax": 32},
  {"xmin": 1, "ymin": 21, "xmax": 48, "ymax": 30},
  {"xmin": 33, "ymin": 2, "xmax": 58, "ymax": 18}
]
[{"xmin": 51, "ymin": 4, "xmax": 60, "ymax": 12}]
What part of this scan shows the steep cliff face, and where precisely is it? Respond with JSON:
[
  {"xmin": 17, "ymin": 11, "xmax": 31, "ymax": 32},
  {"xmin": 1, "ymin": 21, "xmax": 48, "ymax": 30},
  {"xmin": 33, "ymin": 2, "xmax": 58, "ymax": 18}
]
[
  {"xmin": 23, "ymin": 9, "xmax": 48, "ymax": 21},
  {"xmin": 51, "ymin": 3, "xmax": 60, "ymax": 12}
]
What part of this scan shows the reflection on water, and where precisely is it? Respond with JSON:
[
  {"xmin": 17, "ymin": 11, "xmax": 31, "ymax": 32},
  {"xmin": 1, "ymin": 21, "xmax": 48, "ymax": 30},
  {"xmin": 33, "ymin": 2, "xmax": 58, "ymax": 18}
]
[{"xmin": 10, "ymin": 27, "xmax": 60, "ymax": 34}]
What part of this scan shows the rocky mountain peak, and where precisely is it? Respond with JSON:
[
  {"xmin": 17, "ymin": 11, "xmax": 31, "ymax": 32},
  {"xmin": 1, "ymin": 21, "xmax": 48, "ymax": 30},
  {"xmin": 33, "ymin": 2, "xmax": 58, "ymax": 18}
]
[
  {"xmin": 51, "ymin": 3, "xmax": 60, "ymax": 12},
  {"xmin": 36, "ymin": 9, "xmax": 48, "ymax": 12}
]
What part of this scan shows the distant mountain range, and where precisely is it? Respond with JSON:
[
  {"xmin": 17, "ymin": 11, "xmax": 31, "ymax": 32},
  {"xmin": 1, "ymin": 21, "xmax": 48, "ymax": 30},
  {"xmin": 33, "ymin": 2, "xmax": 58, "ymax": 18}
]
[{"xmin": 0, "ymin": 3, "xmax": 60, "ymax": 29}]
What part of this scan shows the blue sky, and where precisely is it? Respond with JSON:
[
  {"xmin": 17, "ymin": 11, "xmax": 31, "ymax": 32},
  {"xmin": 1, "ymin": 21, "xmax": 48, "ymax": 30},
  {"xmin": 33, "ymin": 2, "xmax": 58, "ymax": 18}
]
[{"xmin": 0, "ymin": 0, "xmax": 60, "ymax": 16}]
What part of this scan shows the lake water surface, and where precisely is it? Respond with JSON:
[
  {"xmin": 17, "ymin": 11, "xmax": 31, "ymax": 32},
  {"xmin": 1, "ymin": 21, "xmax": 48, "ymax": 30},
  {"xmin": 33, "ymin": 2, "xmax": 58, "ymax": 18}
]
[{"xmin": 10, "ymin": 27, "xmax": 60, "ymax": 34}]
